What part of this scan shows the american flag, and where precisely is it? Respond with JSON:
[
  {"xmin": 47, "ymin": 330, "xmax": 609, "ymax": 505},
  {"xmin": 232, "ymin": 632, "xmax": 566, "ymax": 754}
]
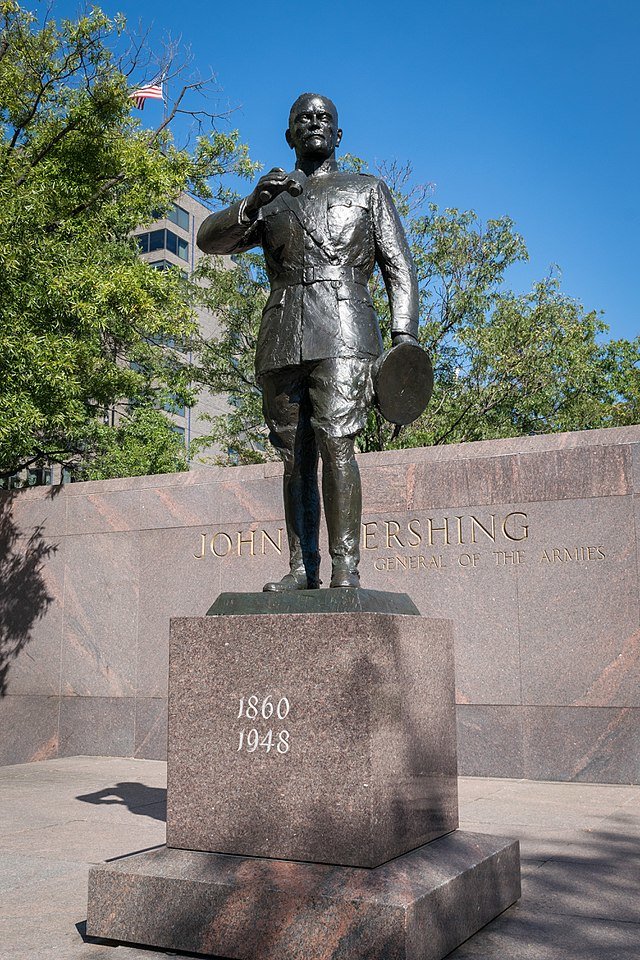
[{"xmin": 129, "ymin": 81, "xmax": 164, "ymax": 111}]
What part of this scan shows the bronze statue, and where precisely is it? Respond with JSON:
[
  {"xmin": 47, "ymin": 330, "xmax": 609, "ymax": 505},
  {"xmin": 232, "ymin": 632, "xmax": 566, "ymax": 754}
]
[{"xmin": 197, "ymin": 93, "xmax": 419, "ymax": 590}]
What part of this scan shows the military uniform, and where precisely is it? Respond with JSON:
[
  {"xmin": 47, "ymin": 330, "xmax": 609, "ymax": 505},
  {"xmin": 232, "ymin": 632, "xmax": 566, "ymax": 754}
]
[{"xmin": 197, "ymin": 160, "xmax": 419, "ymax": 586}]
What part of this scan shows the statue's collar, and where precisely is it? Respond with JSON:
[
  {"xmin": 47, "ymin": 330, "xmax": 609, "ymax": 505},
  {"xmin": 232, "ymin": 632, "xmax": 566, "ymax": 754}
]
[{"xmin": 298, "ymin": 158, "xmax": 339, "ymax": 179}]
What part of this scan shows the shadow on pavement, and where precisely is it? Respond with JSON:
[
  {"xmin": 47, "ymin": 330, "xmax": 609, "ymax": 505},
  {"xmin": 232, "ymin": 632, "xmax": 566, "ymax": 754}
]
[{"xmin": 76, "ymin": 782, "xmax": 167, "ymax": 822}]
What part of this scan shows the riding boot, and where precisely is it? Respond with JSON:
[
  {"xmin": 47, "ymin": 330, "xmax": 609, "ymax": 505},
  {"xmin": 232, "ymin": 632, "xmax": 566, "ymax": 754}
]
[
  {"xmin": 263, "ymin": 445, "xmax": 321, "ymax": 591},
  {"xmin": 319, "ymin": 435, "xmax": 362, "ymax": 589}
]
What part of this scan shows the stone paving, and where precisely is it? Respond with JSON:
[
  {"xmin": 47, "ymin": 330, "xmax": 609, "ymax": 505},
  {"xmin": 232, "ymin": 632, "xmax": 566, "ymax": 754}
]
[{"xmin": 1, "ymin": 757, "xmax": 638, "ymax": 959}]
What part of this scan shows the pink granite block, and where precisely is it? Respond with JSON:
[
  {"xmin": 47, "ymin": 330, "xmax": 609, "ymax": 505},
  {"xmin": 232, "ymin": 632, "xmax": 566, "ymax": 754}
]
[
  {"xmin": 518, "ymin": 445, "xmax": 632, "ymax": 503},
  {"xmin": 166, "ymin": 612, "xmax": 458, "ymax": 868},
  {"xmin": 86, "ymin": 832, "xmax": 521, "ymax": 960}
]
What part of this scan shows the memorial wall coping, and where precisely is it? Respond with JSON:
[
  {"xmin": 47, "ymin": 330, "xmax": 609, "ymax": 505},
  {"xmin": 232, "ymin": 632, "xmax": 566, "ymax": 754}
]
[{"xmin": 1, "ymin": 424, "xmax": 639, "ymax": 782}]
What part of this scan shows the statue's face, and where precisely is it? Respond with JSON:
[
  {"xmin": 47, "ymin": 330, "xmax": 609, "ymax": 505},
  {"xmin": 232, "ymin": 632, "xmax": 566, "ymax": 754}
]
[{"xmin": 286, "ymin": 95, "xmax": 342, "ymax": 161}]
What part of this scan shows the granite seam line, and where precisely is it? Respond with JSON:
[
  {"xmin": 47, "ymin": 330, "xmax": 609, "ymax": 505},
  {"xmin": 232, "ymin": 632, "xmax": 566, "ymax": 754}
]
[
  {"xmin": 3, "ymin": 429, "xmax": 638, "ymax": 505},
  {"xmin": 9, "ymin": 491, "xmax": 630, "ymax": 540},
  {"xmin": 462, "ymin": 702, "xmax": 640, "ymax": 711},
  {"xmin": 9, "ymin": 492, "xmax": 636, "ymax": 543},
  {"xmin": 515, "ymin": 556, "xmax": 524, "ymax": 712},
  {"xmin": 10, "ymin": 695, "xmax": 640, "ymax": 712},
  {"xmin": 132, "ymin": 530, "xmax": 141, "ymax": 746},
  {"xmin": 96, "ymin": 856, "xmax": 491, "ymax": 907},
  {"xmin": 631, "ymin": 492, "xmax": 640, "ymax": 634},
  {"xmin": 56, "ymin": 526, "xmax": 68, "ymax": 733},
  {"xmin": 515, "ymin": 906, "xmax": 640, "ymax": 926}
]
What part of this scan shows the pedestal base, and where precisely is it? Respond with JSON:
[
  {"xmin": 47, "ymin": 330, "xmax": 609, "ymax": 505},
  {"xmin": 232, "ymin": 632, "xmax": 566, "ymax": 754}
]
[
  {"xmin": 205, "ymin": 588, "xmax": 421, "ymax": 617},
  {"xmin": 87, "ymin": 830, "xmax": 520, "ymax": 960}
]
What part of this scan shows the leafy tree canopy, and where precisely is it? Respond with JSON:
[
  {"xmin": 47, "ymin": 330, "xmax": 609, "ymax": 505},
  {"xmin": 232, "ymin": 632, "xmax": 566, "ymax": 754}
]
[
  {"xmin": 0, "ymin": 1, "xmax": 258, "ymax": 481},
  {"xmin": 194, "ymin": 158, "xmax": 639, "ymax": 463},
  {"xmin": 76, "ymin": 406, "xmax": 188, "ymax": 480}
]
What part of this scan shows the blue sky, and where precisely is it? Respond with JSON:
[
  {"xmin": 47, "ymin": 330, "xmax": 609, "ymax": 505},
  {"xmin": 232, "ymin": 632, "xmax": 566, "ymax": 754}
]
[{"xmin": 58, "ymin": 0, "xmax": 639, "ymax": 340}]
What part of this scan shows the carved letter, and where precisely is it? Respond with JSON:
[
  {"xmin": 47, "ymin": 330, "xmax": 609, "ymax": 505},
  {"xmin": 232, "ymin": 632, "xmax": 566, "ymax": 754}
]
[
  {"xmin": 363, "ymin": 521, "xmax": 379, "ymax": 550},
  {"xmin": 261, "ymin": 529, "xmax": 283, "ymax": 555},
  {"xmin": 193, "ymin": 533, "xmax": 206, "ymax": 559},
  {"xmin": 471, "ymin": 515, "xmax": 496, "ymax": 543},
  {"xmin": 237, "ymin": 530, "xmax": 256, "ymax": 556},
  {"xmin": 502, "ymin": 511, "xmax": 529, "ymax": 542},
  {"xmin": 426, "ymin": 517, "xmax": 450, "ymax": 546},
  {"xmin": 211, "ymin": 532, "xmax": 233, "ymax": 557},
  {"xmin": 407, "ymin": 519, "xmax": 422, "ymax": 546},
  {"xmin": 385, "ymin": 520, "xmax": 404, "ymax": 548}
]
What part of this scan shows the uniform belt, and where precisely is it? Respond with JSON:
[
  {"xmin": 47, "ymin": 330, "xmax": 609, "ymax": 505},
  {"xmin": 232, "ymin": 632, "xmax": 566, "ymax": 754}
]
[{"xmin": 272, "ymin": 266, "xmax": 368, "ymax": 289}]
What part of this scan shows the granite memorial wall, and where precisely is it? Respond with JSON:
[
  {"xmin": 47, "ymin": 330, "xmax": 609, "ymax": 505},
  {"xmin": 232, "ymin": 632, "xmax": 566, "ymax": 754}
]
[{"xmin": 1, "ymin": 424, "xmax": 639, "ymax": 782}]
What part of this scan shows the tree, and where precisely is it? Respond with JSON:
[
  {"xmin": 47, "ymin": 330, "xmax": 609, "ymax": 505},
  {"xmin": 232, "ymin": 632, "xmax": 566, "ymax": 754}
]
[
  {"xmin": 75, "ymin": 407, "xmax": 189, "ymax": 480},
  {"xmin": 194, "ymin": 159, "xmax": 639, "ymax": 463},
  {"xmin": 0, "ymin": 1, "xmax": 258, "ymax": 481},
  {"xmin": 193, "ymin": 252, "xmax": 272, "ymax": 464}
]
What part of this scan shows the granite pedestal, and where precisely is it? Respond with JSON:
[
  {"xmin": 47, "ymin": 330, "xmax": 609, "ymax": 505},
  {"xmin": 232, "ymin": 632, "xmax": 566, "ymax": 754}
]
[
  {"xmin": 87, "ymin": 592, "xmax": 520, "ymax": 958},
  {"xmin": 167, "ymin": 605, "xmax": 458, "ymax": 867}
]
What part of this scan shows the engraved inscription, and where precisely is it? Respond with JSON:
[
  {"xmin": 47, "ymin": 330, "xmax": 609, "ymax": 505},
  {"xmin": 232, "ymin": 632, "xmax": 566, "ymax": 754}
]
[
  {"xmin": 191, "ymin": 513, "xmax": 613, "ymax": 577},
  {"xmin": 235, "ymin": 695, "xmax": 290, "ymax": 756},
  {"xmin": 193, "ymin": 528, "xmax": 284, "ymax": 559},
  {"xmin": 237, "ymin": 729, "xmax": 290, "ymax": 754},
  {"xmin": 361, "ymin": 512, "xmax": 529, "ymax": 549},
  {"xmin": 494, "ymin": 549, "xmax": 525, "ymax": 565},
  {"xmin": 540, "ymin": 545, "xmax": 606, "ymax": 563}
]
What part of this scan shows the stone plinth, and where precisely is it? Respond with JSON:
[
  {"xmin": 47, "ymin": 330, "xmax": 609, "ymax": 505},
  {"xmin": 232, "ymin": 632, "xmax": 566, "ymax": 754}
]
[
  {"xmin": 167, "ymin": 611, "xmax": 458, "ymax": 868},
  {"xmin": 87, "ymin": 830, "xmax": 521, "ymax": 960}
]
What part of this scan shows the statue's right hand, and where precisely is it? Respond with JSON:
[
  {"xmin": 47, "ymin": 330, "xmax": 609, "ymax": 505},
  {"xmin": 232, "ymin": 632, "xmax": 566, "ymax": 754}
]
[{"xmin": 245, "ymin": 168, "xmax": 291, "ymax": 218}]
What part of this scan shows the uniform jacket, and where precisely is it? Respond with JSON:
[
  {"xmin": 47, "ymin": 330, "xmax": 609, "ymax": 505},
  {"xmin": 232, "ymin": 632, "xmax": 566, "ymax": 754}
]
[{"xmin": 197, "ymin": 162, "xmax": 419, "ymax": 378}]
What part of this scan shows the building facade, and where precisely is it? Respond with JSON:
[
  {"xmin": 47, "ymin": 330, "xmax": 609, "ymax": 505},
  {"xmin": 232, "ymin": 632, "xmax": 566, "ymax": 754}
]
[
  {"xmin": 2, "ymin": 194, "xmax": 230, "ymax": 490},
  {"xmin": 131, "ymin": 193, "xmax": 231, "ymax": 460}
]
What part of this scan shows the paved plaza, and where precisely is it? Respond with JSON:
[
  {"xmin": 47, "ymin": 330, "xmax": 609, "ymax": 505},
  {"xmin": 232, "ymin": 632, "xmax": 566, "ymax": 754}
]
[{"xmin": 0, "ymin": 756, "xmax": 638, "ymax": 959}]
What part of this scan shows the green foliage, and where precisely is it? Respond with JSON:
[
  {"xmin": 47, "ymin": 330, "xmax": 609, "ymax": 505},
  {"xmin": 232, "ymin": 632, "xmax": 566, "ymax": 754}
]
[
  {"xmin": 76, "ymin": 407, "xmax": 188, "ymax": 480},
  {"xmin": 192, "ymin": 252, "xmax": 273, "ymax": 464},
  {"xmin": 194, "ymin": 159, "xmax": 639, "ymax": 462},
  {"xmin": 0, "ymin": 1, "xmax": 257, "ymax": 480},
  {"xmin": 392, "ymin": 204, "xmax": 640, "ymax": 449}
]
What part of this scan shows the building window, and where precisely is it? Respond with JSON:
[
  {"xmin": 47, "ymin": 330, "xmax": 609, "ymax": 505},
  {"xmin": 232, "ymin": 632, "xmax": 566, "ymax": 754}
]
[
  {"xmin": 171, "ymin": 425, "xmax": 186, "ymax": 444},
  {"xmin": 172, "ymin": 230, "xmax": 189, "ymax": 261},
  {"xmin": 167, "ymin": 204, "xmax": 189, "ymax": 231},
  {"xmin": 149, "ymin": 229, "xmax": 165, "ymax": 252},
  {"xmin": 27, "ymin": 467, "xmax": 52, "ymax": 486},
  {"xmin": 137, "ymin": 230, "xmax": 189, "ymax": 262},
  {"xmin": 0, "ymin": 473, "xmax": 22, "ymax": 490}
]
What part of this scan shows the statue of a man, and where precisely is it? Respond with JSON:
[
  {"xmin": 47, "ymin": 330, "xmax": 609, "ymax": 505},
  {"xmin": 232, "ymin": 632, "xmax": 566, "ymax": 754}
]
[{"xmin": 197, "ymin": 93, "xmax": 419, "ymax": 590}]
